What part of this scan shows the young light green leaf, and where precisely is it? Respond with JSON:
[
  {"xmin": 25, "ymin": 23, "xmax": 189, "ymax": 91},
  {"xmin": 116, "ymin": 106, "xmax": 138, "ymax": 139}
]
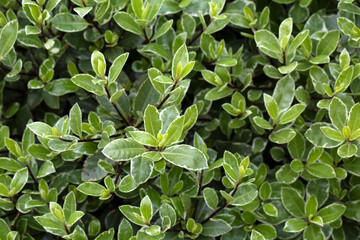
[
  {"xmin": 71, "ymin": 74, "xmax": 105, "ymax": 95},
  {"xmin": 113, "ymin": 12, "xmax": 143, "ymax": 36},
  {"xmin": 108, "ymin": 52, "xmax": 129, "ymax": 84},
  {"xmin": 279, "ymin": 18, "xmax": 293, "ymax": 50},
  {"xmin": 254, "ymin": 30, "xmax": 282, "ymax": 60},
  {"xmin": 140, "ymin": 195, "xmax": 153, "ymax": 222},
  {"xmin": 329, "ymin": 97, "xmax": 347, "ymax": 131},
  {"xmin": 263, "ymin": 94, "xmax": 278, "ymax": 120},
  {"xmin": 284, "ymin": 218, "xmax": 307, "ymax": 232},
  {"xmin": 316, "ymin": 30, "xmax": 340, "ymax": 56},
  {"xmin": 69, "ymin": 103, "xmax": 82, "ymax": 139},
  {"xmin": 77, "ymin": 182, "xmax": 106, "ymax": 196},
  {"xmin": 279, "ymin": 104, "xmax": 306, "ymax": 124},
  {"xmin": 287, "ymin": 30, "xmax": 309, "ymax": 54},
  {"xmin": 10, "ymin": 168, "xmax": 28, "ymax": 196}
]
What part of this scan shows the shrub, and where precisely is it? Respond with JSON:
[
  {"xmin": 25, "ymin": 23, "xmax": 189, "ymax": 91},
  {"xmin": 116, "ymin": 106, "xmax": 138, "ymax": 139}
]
[{"xmin": 0, "ymin": 0, "xmax": 360, "ymax": 239}]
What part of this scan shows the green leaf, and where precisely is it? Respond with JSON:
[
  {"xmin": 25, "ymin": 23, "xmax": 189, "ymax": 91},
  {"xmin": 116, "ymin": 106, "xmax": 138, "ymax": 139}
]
[
  {"xmin": 140, "ymin": 195, "xmax": 153, "ymax": 222},
  {"xmin": 161, "ymin": 145, "xmax": 208, "ymax": 171},
  {"xmin": 118, "ymin": 219, "xmax": 133, "ymax": 240},
  {"xmin": 305, "ymin": 123, "xmax": 343, "ymax": 148},
  {"xmin": 10, "ymin": 168, "xmax": 28, "ymax": 196},
  {"xmin": 287, "ymin": 30, "xmax": 309, "ymax": 54},
  {"xmin": 77, "ymin": 182, "xmax": 106, "ymax": 196},
  {"xmin": 52, "ymin": 13, "xmax": 88, "ymax": 32},
  {"xmin": 161, "ymin": 116, "xmax": 184, "ymax": 147},
  {"xmin": 281, "ymin": 187, "xmax": 305, "ymax": 217},
  {"xmin": 113, "ymin": 12, "xmax": 143, "ymax": 36},
  {"xmin": 251, "ymin": 230, "xmax": 265, "ymax": 240},
  {"xmin": 316, "ymin": 203, "xmax": 345, "ymax": 224},
  {"xmin": 263, "ymin": 94, "xmax": 278, "ymax": 120},
  {"xmin": 71, "ymin": 74, "xmax": 105, "ymax": 95},
  {"xmin": 269, "ymin": 128, "xmax": 296, "ymax": 144},
  {"xmin": 204, "ymin": 14, "xmax": 231, "ymax": 34},
  {"xmin": 253, "ymin": 116, "xmax": 273, "ymax": 130},
  {"xmin": 144, "ymin": 105, "xmax": 162, "ymax": 137},
  {"xmin": 102, "ymin": 139, "xmax": 146, "ymax": 161},
  {"xmin": 146, "ymin": 0, "xmax": 165, "ymax": 22},
  {"xmin": 276, "ymin": 164, "xmax": 298, "ymax": 184},
  {"xmin": 151, "ymin": 19, "xmax": 173, "ymax": 41},
  {"xmin": 108, "ymin": 52, "xmax": 129, "ymax": 84},
  {"xmin": 0, "ymin": 19, "xmax": 18, "ymax": 59},
  {"xmin": 273, "ymin": 75, "xmax": 295, "ymax": 111},
  {"xmin": 0, "ymin": 157, "xmax": 22, "ymax": 171},
  {"xmin": 27, "ymin": 122, "xmax": 54, "ymax": 138},
  {"xmin": 320, "ymin": 126, "xmax": 345, "ymax": 142},
  {"xmin": 69, "ymin": 103, "xmax": 82, "ymax": 139},
  {"xmin": 263, "ymin": 203, "xmax": 278, "ymax": 217},
  {"xmin": 201, "ymin": 219, "xmax": 231, "ymax": 237},
  {"xmin": 348, "ymin": 103, "xmax": 360, "ymax": 132},
  {"xmin": 306, "ymin": 162, "xmax": 336, "ymax": 178},
  {"xmin": 329, "ymin": 97, "xmax": 347, "ymax": 131},
  {"xmin": 278, "ymin": 61, "xmax": 298, "ymax": 74},
  {"xmin": 316, "ymin": 30, "xmax": 340, "ymax": 56},
  {"xmin": 254, "ymin": 30, "xmax": 282, "ymax": 60},
  {"xmin": 5, "ymin": 138, "xmax": 22, "ymax": 158},
  {"xmin": 91, "ymin": 51, "xmax": 106, "ymax": 79},
  {"xmin": 119, "ymin": 205, "xmax": 146, "ymax": 226},
  {"xmin": 334, "ymin": 66, "xmax": 354, "ymax": 93},
  {"xmin": 279, "ymin": 104, "xmax": 306, "ymax": 124},
  {"xmin": 232, "ymin": 183, "xmax": 258, "ymax": 206},
  {"xmin": 303, "ymin": 224, "xmax": 324, "ymax": 240},
  {"xmin": 205, "ymin": 85, "xmax": 234, "ymax": 100},
  {"xmin": 129, "ymin": 131, "xmax": 159, "ymax": 147},
  {"xmin": 94, "ymin": 229, "xmax": 115, "ymax": 240},
  {"xmin": 172, "ymin": 44, "xmax": 188, "ymax": 80},
  {"xmin": 279, "ymin": 18, "xmax": 293, "ymax": 50},
  {"xmin": 131, "ymin": 0, "xmax": 143, "ymax": 19},
  {"xmin": 203, "ymin": 187, "xmax": 218, "ymax": 210},
  {"xmin": 305, "ymin": 195, "xmax": 318, "ymax": 218},
  {"xmin": 63, "ymin": 191, "xmax": 76, "ymax": 223},
  {"xmin": 284, "ymin": 218, "xmax": 307, "ymax": 232},
  {"xmin": 37, "ymin": 161, "xmax": 56, "ymax": 178},
  {"xmin": 337, "ymin": 143, "xmax": 357, "ymax": 158}
]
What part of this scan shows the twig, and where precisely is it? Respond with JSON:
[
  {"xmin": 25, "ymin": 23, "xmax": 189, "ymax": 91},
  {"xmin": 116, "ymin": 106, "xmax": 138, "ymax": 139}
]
[
  {"xmin": 114, "ymin": 161, "xmax": 125, "ymax": 185},
  {"xmin": 104, "ymin": 85, "xmax": 132, "ymax": 126},
  {"xmin": 200, "ymin": 181, "xmax": 241, "ymax": 224}
]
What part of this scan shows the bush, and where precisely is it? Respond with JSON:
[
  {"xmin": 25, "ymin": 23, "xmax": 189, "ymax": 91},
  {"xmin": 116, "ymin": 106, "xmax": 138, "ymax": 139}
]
[{"xmin": 1, "ymin": 0, "xmax": 360, "ymax": 239}]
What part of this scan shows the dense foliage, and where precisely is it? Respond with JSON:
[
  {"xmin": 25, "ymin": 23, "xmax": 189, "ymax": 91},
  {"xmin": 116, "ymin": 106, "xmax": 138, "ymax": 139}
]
[{"xmin": 1, "ymin": 0, "xmax": 360, "ymax": 239}]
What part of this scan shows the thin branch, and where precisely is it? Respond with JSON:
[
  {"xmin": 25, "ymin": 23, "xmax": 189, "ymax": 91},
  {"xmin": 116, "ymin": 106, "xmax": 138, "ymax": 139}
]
[
  {"xmin": 114, "ymin": 161, "xmax": 125, "ymax": 186},
  {"xmin": 26, "ymin": 164, "xmax": 38, "ymax": 185},
  {"xmin": 200, "ymin": 181, "xmax": 241, "ymax": 224},
  {"xmin": 104, "ymin": 85, "xmax": 132, "ymax": 126}
]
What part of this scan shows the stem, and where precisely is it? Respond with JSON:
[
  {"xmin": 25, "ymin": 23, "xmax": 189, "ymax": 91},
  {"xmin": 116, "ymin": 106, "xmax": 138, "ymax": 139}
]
[
  {"xmin": 142, "ymin": 27, "xmax": 150, "ymax": 43},
  {"xmin": 201, "ymin": 181, "xmax": 241, "ymax": 224},
  {"xmin": 282, "ymin": 51, "xmax": 286, "ymax": 66},
  {"xmin": 104, "ymin": 85, "xmax": 132, "ymax": 126},
  {"xmin": 114, "ymin": 161, "xmax": 125, "ymax": 186},
  {"xmin": 188, "ymin": 19, "xmax": 212, "ymax": 46},
  {"xmin": 192, "ymin": 170, "xmax": 204, "ymax": 217},
  {"xmin": 59, "ymin": 132, "xmax": 125, "ymax": 143},
  {"xmin": 26, "ymin": 164, "xmax": 38, "ymax": 184},
  {"xmin": 156, "ymin": 79, "xmax": 178, "ymax": 109}
]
